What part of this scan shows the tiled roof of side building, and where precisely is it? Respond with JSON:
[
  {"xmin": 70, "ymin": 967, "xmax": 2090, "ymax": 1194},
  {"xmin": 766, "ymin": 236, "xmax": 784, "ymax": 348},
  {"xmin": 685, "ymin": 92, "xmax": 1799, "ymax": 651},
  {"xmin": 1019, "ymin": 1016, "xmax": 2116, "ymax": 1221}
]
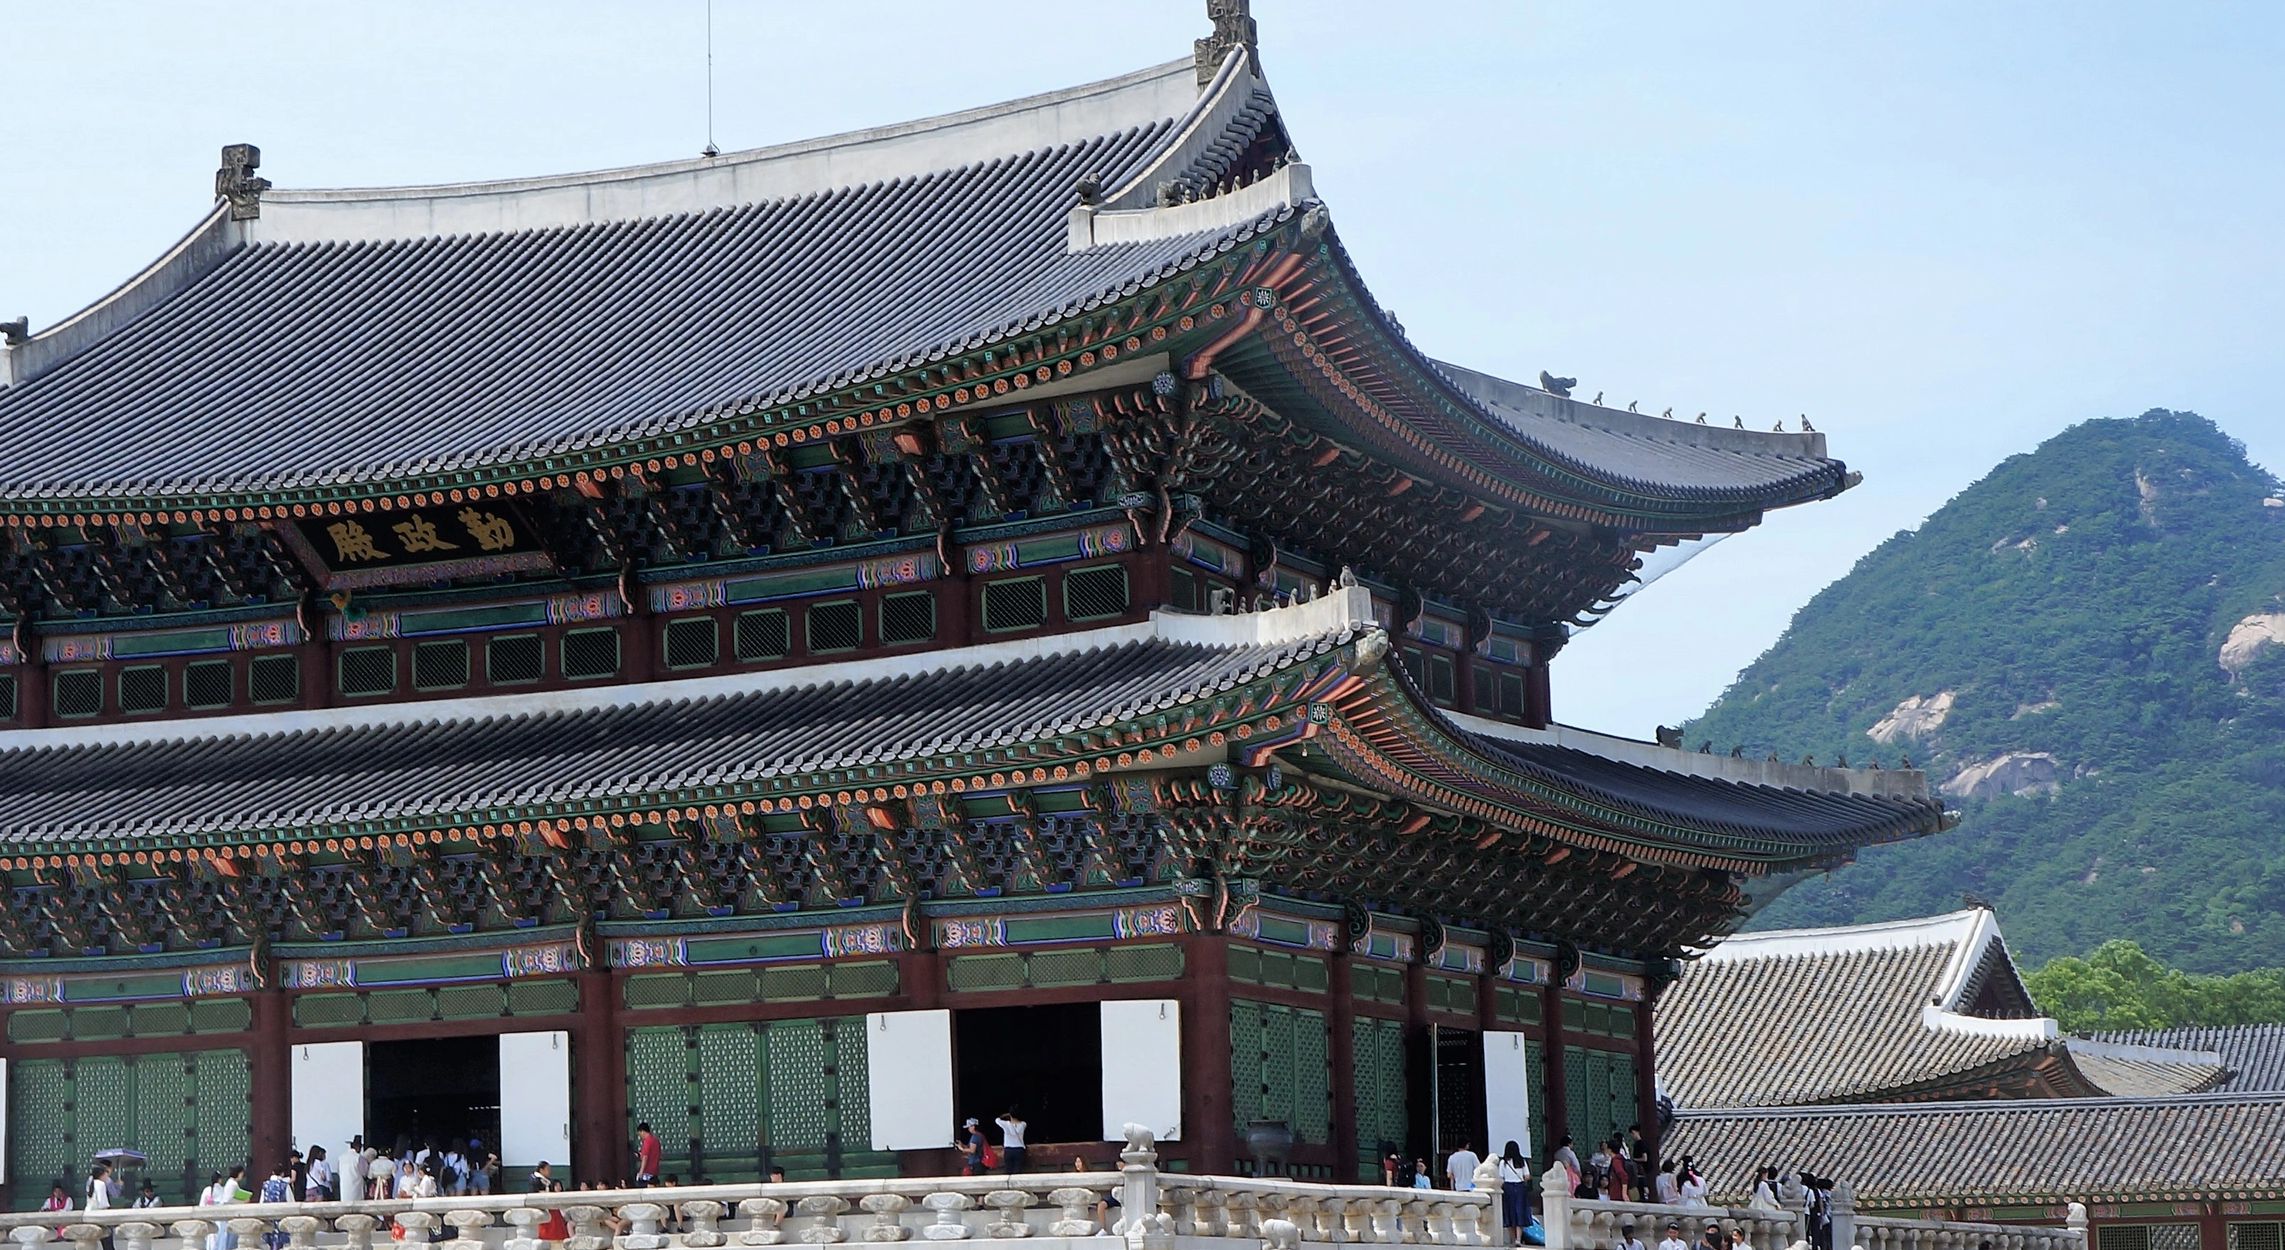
[
  {"xmin": 1654, "ymin": 910, "xmax": 2230, "ymax": 1108},
  {"xmin": 2089, "ymin": 1024, "xmax": 2285, "ymax": 1092},
  {"xmin": 1663, "ymin": 1093, "xmax": 2285, "ymax": 1206}
]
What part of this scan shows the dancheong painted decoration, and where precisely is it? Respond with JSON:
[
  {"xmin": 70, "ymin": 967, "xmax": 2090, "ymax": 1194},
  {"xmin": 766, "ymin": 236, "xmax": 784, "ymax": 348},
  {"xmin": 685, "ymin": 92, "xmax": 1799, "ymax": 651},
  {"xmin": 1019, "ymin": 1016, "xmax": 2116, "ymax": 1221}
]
[{"xmin": 0, "ymin": 2, "xmax": 1942, "ymax": 1203}]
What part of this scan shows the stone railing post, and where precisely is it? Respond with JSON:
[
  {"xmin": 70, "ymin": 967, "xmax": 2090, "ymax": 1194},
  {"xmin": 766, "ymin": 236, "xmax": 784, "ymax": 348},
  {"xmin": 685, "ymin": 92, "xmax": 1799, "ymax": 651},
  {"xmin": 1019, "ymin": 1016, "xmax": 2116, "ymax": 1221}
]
[
  {"xmin": 1048, "ymin": 1189, "xmax": 1098, "ymax": 1238},
  {"xmin": 334, "ymin": 1211, "xmax": 382, "ymax": 1250},
  {"xmin": 502, "ymin": 1206, "xmax": 545, "ymax": 1250},
  {"xmin": 793, "ymin": 1195, "xmax": 850, "ymax": 1244},
  {"xmin": 738, "ymin": 1197, "xmax": 790, "ymax": 1246},
  {"xmin": 1829, "ymin": 1184, "xmax": 1858, "ymax": 1250},
  {"xmin": 859, "ymin": 1194, "xmax": 911, "ymax": 1243},
  {"xmin": 2066, "ymin": 1205, "xmax": 2088, "ymax": 1250},
  {"xmin": 917, "ymin": 1195, "xmax": 970, "ymax": 1242},
  {"xmin": 1117, "ymin": 1126, "xmax": 1170, "ymax": 1250},
  {"xmin": 443, "ymin": 1209, "xmax": 493, "ymax": 1250},
  {"xmin": 981, "ymin": 1191, "xmax": 1032, "ymax": 1239},
  {"xmin": 1539, "ymin": 1170, "xmax": 1571, "ymax": 1250},
  {"xmin": 680, "ymin": 1199, "xmax": 726, "ymax": 1248}
]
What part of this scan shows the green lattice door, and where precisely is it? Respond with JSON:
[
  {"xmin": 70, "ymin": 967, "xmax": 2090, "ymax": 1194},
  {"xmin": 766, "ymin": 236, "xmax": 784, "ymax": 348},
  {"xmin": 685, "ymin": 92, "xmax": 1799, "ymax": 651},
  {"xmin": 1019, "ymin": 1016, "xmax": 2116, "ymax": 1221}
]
[
  {"xmin": 1351, "ymin": 1016, "xmax": 1408, "ymax": 1178},
  {"xmin": 625, "ymin": 1016, "xmax": 886, "ymax": 1182},
  {"xmin": 1230, "ymin": 1001, "xmax": 1332, "ymax": 1157},
  {"xmin": 7, "ymin": 1048, "xmax": 243, "ymax": 1205}
]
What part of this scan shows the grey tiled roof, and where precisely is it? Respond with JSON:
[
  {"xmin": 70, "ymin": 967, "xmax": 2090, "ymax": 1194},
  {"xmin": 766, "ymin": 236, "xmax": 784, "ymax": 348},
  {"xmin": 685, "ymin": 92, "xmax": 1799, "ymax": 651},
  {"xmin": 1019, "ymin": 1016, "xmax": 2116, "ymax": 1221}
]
[
  {"xmin": 2060, "ymin": 1045, "xmax": 2232, "ymax": 1098},
  {"xmin": 2090, "ymin": 1024, "xmax": 2285, "ymax": 1092},
  {"xmin": 0, "ymin": 115, "xmax": 1263, "ymax": 498},
  {"xmin": 1434, "ymin": 363, "xmax": 1846, "ymax": 505},
  {"xmin": 1465, "ymin": 735, "xmax": 1941, "ymax": 846},
  {"xmin": 1664, "ymin": 1093, "xmax": 2285, "ymax": 1205},
  {"xmin": 0, "ymin": 629, "xmax": 1351, "ymax": 847},
  {"xmin": 1657, "ymin": 939, "xmax": 2045, "ymax": 1108}
]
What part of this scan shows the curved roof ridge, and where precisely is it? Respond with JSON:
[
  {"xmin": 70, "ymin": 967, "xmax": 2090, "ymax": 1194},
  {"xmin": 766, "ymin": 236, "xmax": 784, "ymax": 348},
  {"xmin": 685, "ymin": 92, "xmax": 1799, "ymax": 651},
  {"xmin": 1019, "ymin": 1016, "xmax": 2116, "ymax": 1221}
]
[
  {"xmin": 1694, "ymin": 907, "xmax": 1990, "ymax": 963},
  {"xmin": 249, "ymin": 58, "xmax": 1199, "ymax": 246}
]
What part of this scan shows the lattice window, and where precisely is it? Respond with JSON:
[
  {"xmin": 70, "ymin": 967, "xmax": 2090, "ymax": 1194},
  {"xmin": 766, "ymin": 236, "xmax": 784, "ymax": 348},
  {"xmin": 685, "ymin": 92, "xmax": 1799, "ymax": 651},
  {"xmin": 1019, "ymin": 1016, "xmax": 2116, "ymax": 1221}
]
[
  {"xmin": 184, "ymin": 658, "xmax": 233, "ymax": 710},
  {"xmin": 699, "ymin": 1023, "xmax": 763, "ymax": 1168},
  {"xmin": 806, "ymin": 600, "xmax": 862, "ymax": 653},
  {"xmin": 488, "ymin": 633, "xmax": 544, "ymax": 685},
  {"xmin": 1500, "ymin": 671, "xmax": 1526, "ymax": 718},
  {"xmin": 119, "ymin": 664, "xmax": 168, "ymax": 715},
  {"xmin": 1526, "ymin": 1037, "xmax": 1548, "ymax": 1161},
  {"xmin": 878, "ymin": 591, "xmax": 936, "ymax": 646},
  {"xmin": 2147, "ymin": 1228, "xmax": 2202, "ymax": 1250},
  {"xmin": 765, "ymin": 1018, "xmax": 829, "ymax": 1154},
  {"xmin": 8, "ymin": 1058, "xmax": 73, "ymax": 1194},
  {"xmin": 338, "ymin": 646, "xmax": 396, "ymax": 698},
  {"xmin": 1170, "ymin": 568, "xmax": 1200, "ymax": 613},
  {"xmin": 1427, "ymin": 654, "xmax": 1456, "ymax": 704},
  {"xmin": 2100, "ymin": 1228, "xmax": 2150, "ymax": 1250},
  {"xmin": 981, "ymin": 577, "xmax": 1047, "ymax": 633},
  {"xmin": 1106, "ymin": 944, "xmax": 1184, "ymax": 982},
  {"xmin": 1064, "ymin": 564, "xmax": 1130, "ymax": 622},
  {"xmin": 1291, "ymin": 1007, "xmax": 1332, "ymax": 1144},
  {"xmin": 735, "ymin": 609, "xmax": 790, "ymax": 662},
  {"xmin": 563, "ymin": 627, "xmax": 621, "ymax": 680},
  {"xmin": 1353, "ymin": 1016, "xmax": 1409, "ymax": 1170},
  {"xmin": 0, "ymin": 672, "xmax": 16, "ymax": 721},
  {"xmin": 52, "ymin": 668, "xmax": 102, "ymax": 718},
  {"xmin": 190, "ymin": 1049, "xmax": 251, "ymax": 1178},
  {"xmin": 2230, "ymin": 1223, "xmax": 2285, "ymax": 1250},
  {"xmin": 412, "ymin": 639, "xmax": 470, "ymax": 691},
  {"xmin": 663, "ymin": 616, "xmax": 720, "ymax": 670},
  {"xmin": 250, "ymin": 653, "xmax": 300, "ymax": 705}
]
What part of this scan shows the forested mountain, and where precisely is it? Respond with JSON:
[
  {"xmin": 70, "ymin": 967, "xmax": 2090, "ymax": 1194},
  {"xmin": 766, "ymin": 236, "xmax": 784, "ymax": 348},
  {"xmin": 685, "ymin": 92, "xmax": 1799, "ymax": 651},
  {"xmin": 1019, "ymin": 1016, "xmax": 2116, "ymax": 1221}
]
[{"xmin": 1683, "ymin": 411, "xmax": 2285, "ymax": 972}]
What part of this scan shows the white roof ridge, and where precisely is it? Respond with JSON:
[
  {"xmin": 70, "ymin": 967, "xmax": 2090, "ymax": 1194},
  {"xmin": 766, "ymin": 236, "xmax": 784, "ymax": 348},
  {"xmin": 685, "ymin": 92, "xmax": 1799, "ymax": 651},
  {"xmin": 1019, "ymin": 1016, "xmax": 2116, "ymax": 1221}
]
[
  {"xmin": 1692, "ymin": 908, "xmax": 1990, "ymax": 963},
  {"xmin": 247, "ymin": 59, "xmax": 1200, "ymax": 246}
]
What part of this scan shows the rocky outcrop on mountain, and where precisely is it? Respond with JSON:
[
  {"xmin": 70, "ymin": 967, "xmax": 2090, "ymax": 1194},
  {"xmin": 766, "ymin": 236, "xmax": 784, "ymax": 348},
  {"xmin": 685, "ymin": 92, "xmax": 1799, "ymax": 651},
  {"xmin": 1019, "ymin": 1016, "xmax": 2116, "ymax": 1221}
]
[
  {"xmin": 1868, "ymin": 691, "xmax": 1955, "ymax": 745},
  {"xmin": 2220, "ymin": 614, "xmax": 2285, "ymax": 678}
]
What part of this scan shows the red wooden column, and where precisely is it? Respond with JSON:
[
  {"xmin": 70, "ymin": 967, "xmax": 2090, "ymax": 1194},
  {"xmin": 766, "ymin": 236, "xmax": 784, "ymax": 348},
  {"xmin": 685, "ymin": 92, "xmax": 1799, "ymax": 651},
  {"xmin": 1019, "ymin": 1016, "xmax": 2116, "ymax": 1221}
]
[
  {"xmin": 15, "ymin": 629, "xmax": 48, "ymax": 728},
  {"xmin": 1327, "ymin": 947, "xmax": 1358, "ymax": 1180},
  {"xmin": 573, "ymin": 966, "xmax": 624, "ymax": 1184},
  {"xmin": 1181, "ymin": 933, "xmax": 1234, "ymax": 1174},
  {"xmin": 249, "ymin": 986, "xmax": 292, "ymax": 1169},
  {"xmin": 1403, "ymin": 960, "xmax": 1431, "ymax": 1156},
  {"xmin": 1540, "ymin": 981, "xmax": 1568, "ymax": 1158},
  {"xmin": 899, "ymin": 946, "xmax": 942, "ymax": 1010},
  {"xmin": 1635, "ymin": 982, "xmax": 1663, "ymax": 1159}
]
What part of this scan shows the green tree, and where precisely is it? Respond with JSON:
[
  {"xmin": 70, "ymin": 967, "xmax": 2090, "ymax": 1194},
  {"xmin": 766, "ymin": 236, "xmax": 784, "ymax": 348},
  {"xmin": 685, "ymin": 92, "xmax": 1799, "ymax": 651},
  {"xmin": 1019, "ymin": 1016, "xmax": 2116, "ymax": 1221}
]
[{"xmin": 2025, "ymin": 940, "xmax": 2285, "ymax": 1032}]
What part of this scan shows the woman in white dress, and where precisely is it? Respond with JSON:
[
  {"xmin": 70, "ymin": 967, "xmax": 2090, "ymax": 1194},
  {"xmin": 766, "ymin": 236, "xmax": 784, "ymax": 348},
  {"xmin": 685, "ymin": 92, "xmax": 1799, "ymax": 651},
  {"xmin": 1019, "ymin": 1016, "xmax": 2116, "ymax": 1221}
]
[
  {"xmin": 1677, "ymin": 1162, "xmax": 1708, "ymax": 1209},
  {"xmin": 202, "ymin": 1167, "xmax": 245, "ymax": 1250}
]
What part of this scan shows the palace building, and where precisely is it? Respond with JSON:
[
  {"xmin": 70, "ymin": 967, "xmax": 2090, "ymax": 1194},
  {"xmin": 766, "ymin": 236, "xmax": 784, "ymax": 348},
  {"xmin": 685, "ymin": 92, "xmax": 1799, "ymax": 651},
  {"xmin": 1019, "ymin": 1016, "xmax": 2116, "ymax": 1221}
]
[{"xmin": 0, "ymin": 6, "xmax": 1944, "ymax": 1203}]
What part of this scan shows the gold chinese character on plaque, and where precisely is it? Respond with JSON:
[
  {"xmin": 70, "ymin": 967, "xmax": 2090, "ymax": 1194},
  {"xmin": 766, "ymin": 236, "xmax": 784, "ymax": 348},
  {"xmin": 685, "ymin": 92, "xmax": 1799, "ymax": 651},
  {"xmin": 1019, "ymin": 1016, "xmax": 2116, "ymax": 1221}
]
[
  {"xmin": 326, "ymin": 521, "xmax": 386, "ymax": 563},
  {"xmin": 391, "ymin": 515, "xmax": 459, "ymax": 554},
  {"xmin": 457, "ymin": 508, "xmax": 516, "ymax": 551}
]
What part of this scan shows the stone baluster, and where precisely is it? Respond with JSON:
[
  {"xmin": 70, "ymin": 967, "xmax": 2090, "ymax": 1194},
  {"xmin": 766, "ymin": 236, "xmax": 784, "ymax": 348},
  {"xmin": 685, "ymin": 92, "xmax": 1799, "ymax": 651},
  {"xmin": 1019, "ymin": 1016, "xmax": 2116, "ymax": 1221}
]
[
  {"xmin": 114, "ymin": 1223, "xmax": 160, "ymax": 1250},
  {"xmin": 560, "ymin": 1203, "xmax": 608, "ymax": 1250},
  {"xmin": 793, "ymin": 1196, "xmax": 850, "ymax": 1244},
  {"xmin": 1195, "ymin": 1190, "xmax": 1231, "ymax": 1239},
  {"xmin": 981, "ymin": 1191, "xmax": 1032, "ymax": 1239},
  {"xmin": 1367, "ymin": 1197, "xmax": 1403, "ymax": 1244},
  {"xmin": 1217, "ymin": 1192, "xmax": 1257, "ymax": 1240},
  {"xmin": 9, "ymin": 1228, "xmax": 54, "ymax": 1250},
  {"xmin": 164, "ymin": 1222, "xmax": 212, "ymax": 1250},
  {"xmin": 679, "ymin": 1199, "xmax": 726, "ymax": 1249},
  {"xmin": 619, "ymin": 1202, "xmax": 668, "ymax": 1250},
  {"xmin": 1331, "ymin": 1196, "xmax": 1369, "ymax": 1244},
  {"xmin": 917, "ymin": 1195, "xmax": 970, "ymax": 1242},
  {"xmin": 859, "ymin": 1195, "xmax": 911, "ymax": 1243},
  {"xmin": 1394, "ymin": 1193, "xmax": 1429, "ymax": 1245},
  {"xmin": 334, "ymin": 1212, "xmax": 383, "ymax": 1250},
  {"xmin": 738, "ymin": 1197, "xmax": 790, "ymax": 1246},
  {"xmin": 1160, "ymin": 1187, "xmax": 1199, "ymax": 1238},
  {"xmin": 226, "ymin": 1214, "xmax": 275, "ymax": 1250},
  {"xmin": 1288, "ymin": 1197, "xmax": 1326, "ymax": 1243},
  {"xmin": 1448, "ymin": 1196, "xmax": 1482, "ymax": 1248},
  {"xmin": 279, "ymin": 1214, "xmax": 325, "ymax": 1250},
  {"xmin": 1047, "ymin": 1189, "xmax": 1098, "ymax": 1238},
  {"xmin": 58, "ymin": 1224, "xmax": 105, "ymax": 1250},
  {"xmin": 501, "ymin": 1206, "xmax": 546, "ymax": 1250},
  {"xmin": 441, "ymin": 1209, "xmax": 492, "ymax": 1250}
]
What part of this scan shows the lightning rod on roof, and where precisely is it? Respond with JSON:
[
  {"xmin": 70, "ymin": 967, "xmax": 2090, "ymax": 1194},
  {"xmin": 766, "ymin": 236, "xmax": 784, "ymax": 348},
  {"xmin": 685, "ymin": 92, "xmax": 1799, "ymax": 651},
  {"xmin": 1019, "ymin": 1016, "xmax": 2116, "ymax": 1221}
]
[{"xmin": 701, "ymin": 0, "xmax": 721, "ymax": 158}]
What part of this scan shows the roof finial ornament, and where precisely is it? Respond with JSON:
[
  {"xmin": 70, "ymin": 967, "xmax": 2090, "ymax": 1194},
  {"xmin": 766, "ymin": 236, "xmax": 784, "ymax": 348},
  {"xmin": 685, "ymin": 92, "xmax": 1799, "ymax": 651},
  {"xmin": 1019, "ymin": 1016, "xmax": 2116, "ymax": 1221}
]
[
  {"xmin": 215, "ymin": 143, "xmax": 270, "ymax": 221},
  {"xmin": 0, "ymin": 317, "xmax": 26, "ymax": 346},
  {"xmin": 1537, "ymin": 370, "xmax": 1576, "ymax": 398},
  {"xmin": 1195, "ymin": 0, "xmax": 1259, "ymax": 88}
]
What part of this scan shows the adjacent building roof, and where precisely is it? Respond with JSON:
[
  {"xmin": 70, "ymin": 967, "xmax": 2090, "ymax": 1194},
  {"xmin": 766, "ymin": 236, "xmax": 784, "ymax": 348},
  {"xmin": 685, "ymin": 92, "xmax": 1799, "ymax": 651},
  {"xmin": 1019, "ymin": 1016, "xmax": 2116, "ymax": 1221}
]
[
  {"xmin": 1664, "ymin": 1093, "xmax": 2285, "ymax": 1207},
  {"xmin": 2090, "ymin": 1023, "xmax": 2285, "ymax": 1093},
  {"xmin": 1656, "ymin": 910, "xmax": 2229, "ymax": 1108}
]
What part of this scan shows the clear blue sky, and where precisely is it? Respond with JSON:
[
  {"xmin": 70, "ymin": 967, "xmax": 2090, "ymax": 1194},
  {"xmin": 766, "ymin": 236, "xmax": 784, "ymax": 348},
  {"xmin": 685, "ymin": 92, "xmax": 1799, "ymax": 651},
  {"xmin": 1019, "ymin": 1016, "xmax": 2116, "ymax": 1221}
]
[{"xmin": 5, "ymin": 2, "xmax": 2280, "ymax": 735}]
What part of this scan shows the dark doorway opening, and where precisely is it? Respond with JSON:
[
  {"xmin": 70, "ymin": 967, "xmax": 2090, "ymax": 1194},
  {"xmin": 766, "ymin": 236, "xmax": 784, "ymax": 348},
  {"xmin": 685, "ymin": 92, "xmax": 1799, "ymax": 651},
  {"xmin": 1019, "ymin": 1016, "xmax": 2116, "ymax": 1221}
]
[
  {"xmin": 1432, "ymin": 1026, "xmax": 1483, "ymax": 1159},
  {"xmin": 367, "ymin": 1036, "xmax": 501, "ymax": 1162},
  {"xmin": 954, "ymin": 1004, "xmax": 1102, "ymax": 1147}
]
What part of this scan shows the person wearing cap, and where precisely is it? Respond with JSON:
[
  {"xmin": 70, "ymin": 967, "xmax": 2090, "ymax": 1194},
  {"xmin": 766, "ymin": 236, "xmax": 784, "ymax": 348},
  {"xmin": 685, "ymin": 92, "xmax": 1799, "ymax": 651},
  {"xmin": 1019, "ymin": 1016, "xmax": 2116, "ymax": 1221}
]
[
  {"xmin": 958, "ymin": 1117, "xmax": 986, "ymax": 1176},
  {"xmin": 1656, "ymin": 1224, "xmax": 1688, "ymax": 1250},
  {"xmin": 1614, "ymin": 1222, "xmax": 1646, "ymax": 1250},
  {"xmin": 132, "ymin": 1180, "xmax": 163, "ymax": 1210}
]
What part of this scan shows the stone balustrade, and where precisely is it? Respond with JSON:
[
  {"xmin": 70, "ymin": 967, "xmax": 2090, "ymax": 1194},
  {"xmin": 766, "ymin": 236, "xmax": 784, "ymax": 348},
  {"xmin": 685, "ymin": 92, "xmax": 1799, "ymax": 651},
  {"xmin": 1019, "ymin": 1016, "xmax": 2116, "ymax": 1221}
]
[
  {"xmin": 1536, "ymin": 1171, "xmax": 2086, "ymax": 1250},
  {"xmin": 0, "ymin": 1138, "xmax": 2082, "ymax": 1250},
  {"xmin": 0, "ymin": 1132, "xmax": 1491, "ymax": 1250}
]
